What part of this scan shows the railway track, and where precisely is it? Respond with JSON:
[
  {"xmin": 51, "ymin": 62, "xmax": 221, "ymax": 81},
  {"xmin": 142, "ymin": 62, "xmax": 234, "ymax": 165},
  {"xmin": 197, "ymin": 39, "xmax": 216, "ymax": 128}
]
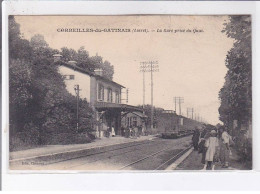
[
  {"xmin": 56, "ymin": 137, "xmax": 191, "ymax": 170},
  {"xmin": 118, "ymin": 144, "xmax": 192, "ymax": 170},
  {"xmin": 46, "ymin": 138, "xmax": 157, "ymax": 167},
  {"xmin": 60, "ymin": 138, "xmax": 159, "ymax": 169},
  {"xmin": 154, "ymin": 145, "xmax": 192, "ymax": 170},
  {"xmin": 20, "ymin": 136, "xmax": 192, "ymax": 170}
]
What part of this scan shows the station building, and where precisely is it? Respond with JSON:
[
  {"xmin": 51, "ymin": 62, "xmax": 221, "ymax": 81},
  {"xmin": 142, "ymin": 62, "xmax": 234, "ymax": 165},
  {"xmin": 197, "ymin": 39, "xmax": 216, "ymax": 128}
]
[{"xmin": 53, "ymin": 54, "xmax": 144, "ymax": 138}]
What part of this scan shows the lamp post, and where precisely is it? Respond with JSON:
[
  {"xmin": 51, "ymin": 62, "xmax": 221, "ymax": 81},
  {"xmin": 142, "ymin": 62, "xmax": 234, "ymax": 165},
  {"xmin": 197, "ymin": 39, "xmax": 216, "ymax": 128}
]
[{"xmin": 74, "ymin": 84, "xmax": 80, "ymax": 132}]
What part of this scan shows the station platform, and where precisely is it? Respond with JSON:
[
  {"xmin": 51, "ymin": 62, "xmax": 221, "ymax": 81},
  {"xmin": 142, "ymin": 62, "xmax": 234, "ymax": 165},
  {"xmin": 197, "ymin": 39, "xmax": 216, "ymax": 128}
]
[
  {"xmin": 10, "ymin": 135, "xmax": 156, "ymax": 163},
  {"xmin": 175, "ymin": 147, "xmax": 251, "ymax": 171}
]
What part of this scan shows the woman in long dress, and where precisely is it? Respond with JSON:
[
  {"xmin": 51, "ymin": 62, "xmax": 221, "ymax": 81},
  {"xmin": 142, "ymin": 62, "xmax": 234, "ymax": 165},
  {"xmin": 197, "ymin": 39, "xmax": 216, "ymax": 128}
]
[
  {"xmin": 203, "ymin": 130, "xmax": 219, "ymax": 170},
  {"xmin": 219, "ymin": 127, "xmax": 230, "ymax": 168},
  {"xmin": 111, "ymin": 126, "xmax": 116, "ymax": 137}
]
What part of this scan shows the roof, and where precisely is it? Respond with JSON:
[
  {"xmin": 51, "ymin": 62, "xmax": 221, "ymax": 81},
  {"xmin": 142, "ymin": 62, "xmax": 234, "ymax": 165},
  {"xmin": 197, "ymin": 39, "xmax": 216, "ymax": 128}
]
[
  {"xmin": 162, "ymin": 110, "xmax": 176, "ymax": 114},
  {"xmin": 56, "ymin": 60, "xmax": 93, "ymax": 76},
  {"xmin": 94, "ymin": 74, "xmax": 125, "ymax": 88},
  {"xmin": 55, "ymin": 60, "xmax": 125, "ymax": 88},
  {"xmin": 132, "ymin": 111, "xmax": 148, "ymax": 118}
]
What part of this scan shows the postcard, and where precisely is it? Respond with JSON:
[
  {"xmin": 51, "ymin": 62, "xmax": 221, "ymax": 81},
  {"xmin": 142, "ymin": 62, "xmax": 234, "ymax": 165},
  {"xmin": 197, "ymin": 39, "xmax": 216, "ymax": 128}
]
[{"xmin": 7, "ymin": 15, "xmax": 252, "ymax": 171}]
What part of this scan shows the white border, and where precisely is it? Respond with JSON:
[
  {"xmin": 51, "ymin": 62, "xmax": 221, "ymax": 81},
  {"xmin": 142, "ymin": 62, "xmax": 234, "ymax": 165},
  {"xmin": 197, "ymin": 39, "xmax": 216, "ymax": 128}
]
[{"xmin": 2, "ymin": 1, "xmax": 260, "ymax": 190}]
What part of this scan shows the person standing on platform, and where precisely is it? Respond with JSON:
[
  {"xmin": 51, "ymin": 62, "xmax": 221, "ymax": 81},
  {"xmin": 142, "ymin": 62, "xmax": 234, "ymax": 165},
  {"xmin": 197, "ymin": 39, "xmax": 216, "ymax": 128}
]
[
  {"xmin": 111, "ymin": 125, "xmax": 116, "ymax": 137},
  {"xmin": 129, "ymin": 125, "xmax": 133, "ymax": 138},
  {"xmin": 106, "ymin": 126, "xmax": 111, "ymax": 138},
  {"xmin": 219, "ymin": 127, "xmax": 231, "ymax": 168},
  {"xmin": 192, "ymin": 127, "xmax": 200, "ymax": 151},
  {"xmin": 133, "ymin": 125, "xmax": 138, "ymax": 138},
  {"xmin": 142, "ymin": 123, "xmax": 147, "ymax": 136},
  {"xmin": 125, "ymin": 126, "xmax": 130, "ymax": 138},
  {"xmin": 199, "ymin": 126, "xmax": 210, "ymax": 165},
  {"xmin": 203, "ymin": 130, "xmax": 219, "ymax": 170},
  {"xmin": 138, "ymin": 125, "xmax": 142, "ymax": 137}
]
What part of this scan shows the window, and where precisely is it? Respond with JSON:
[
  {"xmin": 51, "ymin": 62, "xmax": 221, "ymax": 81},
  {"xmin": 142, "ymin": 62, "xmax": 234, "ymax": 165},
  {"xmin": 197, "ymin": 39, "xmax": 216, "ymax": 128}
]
[
  {"xmin": 107, "ymin": 88, "xmax": 113, "ymax": 102},
  {"xmin": 62, "ymin": 75, "xmax": 75, "ymax": 80},
  {"xmin": 98, "ymin": 84, "xmax": 104, "ymax": 101},
  {"xmin": 127, "ymin": 117, "xmax": 133, "ymax": 127},
  {"xmin": 115, "ymin": 91, "xmax": 120, "ymax": 104},
  {"xmin": 133, "ymin": 117, "xmax": 137, "ymax": 127},
  {"xmin": 69, "ymin": 75, "xmax": 75, "ymax": 80}
]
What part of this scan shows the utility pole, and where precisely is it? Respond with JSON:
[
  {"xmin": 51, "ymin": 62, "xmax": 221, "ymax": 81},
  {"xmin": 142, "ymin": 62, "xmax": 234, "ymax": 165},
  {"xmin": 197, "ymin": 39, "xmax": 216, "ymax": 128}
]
[
  {"xmin": 187, "ymin": 108, "xmax": 194, "ymax": 119},
  {"xmin": 74, "ymin": 84, "xmax": 81, "ymax": 133},
  {"xmin": 174, "ymin": 97, "xmax": 177, "ymax": 113},
  {"xmin": 173, "ymin": 97, "xmax": 184, "ymax": 115},
  {"xmin": 140, "ymin": 61, "xmax": 159, "ymax": 129},
  {"xmin": 140, "ymin": 62, "xmax": 146, "ymax": 114}
]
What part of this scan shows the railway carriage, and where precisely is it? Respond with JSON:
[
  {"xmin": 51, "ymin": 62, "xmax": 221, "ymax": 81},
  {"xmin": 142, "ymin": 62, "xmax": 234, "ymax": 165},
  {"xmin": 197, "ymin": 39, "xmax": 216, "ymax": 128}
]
[{"xmin": 158, "ymin": 110, "xmax": 202, "ymax": 139}]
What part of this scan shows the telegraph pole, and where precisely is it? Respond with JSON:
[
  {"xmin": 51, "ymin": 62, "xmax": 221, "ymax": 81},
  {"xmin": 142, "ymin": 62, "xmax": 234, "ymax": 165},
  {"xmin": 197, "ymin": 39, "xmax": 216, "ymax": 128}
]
[
  {"xmin": 173, "ymin": 97, "xmax": 184, "ymax": 115},
  {"xmin": 140, "ymin": 62, "xmax": 146, "ymax": 114},
  {"xmin": 143, "ymin": 67, "xmax": 145, "ymax": 113},
  {"xmin": 179, "ymin": 98, "xmax": 181, "ymax": 115},
  {"xmin": 151, "ymin": 62, "xmax": 154, "ymax": 129},
  {"xmin": 187, "ymin": 108, "xmax": 194, "ymax": 119},
  {"xmin": 140, "ymin": 61, "xmax": 159, "ymax": 129},
  {"xmin": 174, "ymin": 97, "xmax": 177, "ymax": 113},
  {"xmin": 74, "ymin": 84, "xmax": 81, "ymax": 133}
]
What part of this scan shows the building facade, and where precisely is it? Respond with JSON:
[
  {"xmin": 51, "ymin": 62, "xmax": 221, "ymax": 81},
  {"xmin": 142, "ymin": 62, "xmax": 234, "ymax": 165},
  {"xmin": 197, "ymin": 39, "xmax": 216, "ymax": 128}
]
[{"xmin": 54, "ymin": 55, "xmax": 143, "ymax": 138}]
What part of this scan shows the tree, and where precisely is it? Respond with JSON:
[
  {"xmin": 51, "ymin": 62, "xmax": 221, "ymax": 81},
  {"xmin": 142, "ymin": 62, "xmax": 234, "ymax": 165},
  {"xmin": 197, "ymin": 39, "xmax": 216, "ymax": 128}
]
[
  {"xmin": 137, "ymin": 104, "xmax": 164, "ymax": 128},
  {"xmin": 9, "ymin": 16, "xmax": 96, "ymax": 150},
  {"xmin": 30, "ymin": 34, "xmax": 49, "ymax": 49},
  {"xmin": 219, "ymin": 15, "xmax": 251, "ymax": 129},
  {"xmin": 9, "ymin": 59, "xmax": 33, "ymax": 135},
  {"xmin": 9, "ymin": 16, "xmax": 33, "ymax": 60},
  {"xmin": 103, "ymin": 60, "xmax": 114, "ymax": 80},
  {"xmin": 60, "ymin": 47, "xmax": 78, "ymax": 62},
  {"xmin": 60, "ymin": 47, "xmax": 114, "ymax": 80}
]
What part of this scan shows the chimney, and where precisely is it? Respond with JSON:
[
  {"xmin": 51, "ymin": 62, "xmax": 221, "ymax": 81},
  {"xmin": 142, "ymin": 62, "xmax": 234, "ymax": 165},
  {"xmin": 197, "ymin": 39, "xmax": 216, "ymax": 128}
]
[
  {"xmin": 68, "ymin": 61, "xmax": 77, "ymax": 66},
  {"xmin": 53, "ymin": 54, "xmax": 62, "ymax": 62},
  {"xmin": 94, "ymin": 68, "xmax": 103, "ymax": 76}
]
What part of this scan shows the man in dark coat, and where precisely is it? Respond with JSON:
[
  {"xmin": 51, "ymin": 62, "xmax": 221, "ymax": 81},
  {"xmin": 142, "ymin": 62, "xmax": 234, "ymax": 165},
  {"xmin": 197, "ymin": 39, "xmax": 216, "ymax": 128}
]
[
  {"xmin": 199, "ymin": 127, "xmax": 210, "ymax": 165},
  {"xmin": 192, "ymin": 127, "xmax": 200, "ymax": 151}
]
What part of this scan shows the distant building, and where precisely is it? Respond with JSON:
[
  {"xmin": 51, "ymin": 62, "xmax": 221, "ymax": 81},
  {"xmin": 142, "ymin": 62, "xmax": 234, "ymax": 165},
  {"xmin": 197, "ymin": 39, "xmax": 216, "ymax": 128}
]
[
  {"xmin": 121, "ymin": 112, "xmax": 147, "ymax": 128},
  {"xmin": 54, "ymin": 54, "xmax": 143, "ymax": 138}
]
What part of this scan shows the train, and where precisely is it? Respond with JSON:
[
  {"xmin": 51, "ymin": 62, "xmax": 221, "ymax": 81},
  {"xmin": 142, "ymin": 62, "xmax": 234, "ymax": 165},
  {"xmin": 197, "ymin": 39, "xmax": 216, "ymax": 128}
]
[{"xmin": 157, "ymin": 110, "xmax": 203, "ymax": 139}]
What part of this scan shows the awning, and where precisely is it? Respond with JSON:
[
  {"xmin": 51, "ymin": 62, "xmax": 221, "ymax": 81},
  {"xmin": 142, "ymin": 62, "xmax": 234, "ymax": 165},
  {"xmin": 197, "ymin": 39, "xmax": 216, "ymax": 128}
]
[{"xmin": 94, "ymin": 102, "xmax": 143, "ymax": 112}]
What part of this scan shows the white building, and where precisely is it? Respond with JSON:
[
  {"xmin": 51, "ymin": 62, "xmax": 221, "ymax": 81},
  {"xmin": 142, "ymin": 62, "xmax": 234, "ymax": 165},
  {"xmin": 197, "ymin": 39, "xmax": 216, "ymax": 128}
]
[{"xmin": 54, "ymin": 55, "xmax": 143, "ymax": 138}]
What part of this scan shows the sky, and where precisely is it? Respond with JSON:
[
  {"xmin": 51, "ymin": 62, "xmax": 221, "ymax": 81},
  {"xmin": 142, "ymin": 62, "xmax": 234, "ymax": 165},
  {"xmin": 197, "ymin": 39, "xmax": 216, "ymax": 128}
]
[{"xmin": 15, "ymin": 15, "xmax": 234, "ymax": 125}]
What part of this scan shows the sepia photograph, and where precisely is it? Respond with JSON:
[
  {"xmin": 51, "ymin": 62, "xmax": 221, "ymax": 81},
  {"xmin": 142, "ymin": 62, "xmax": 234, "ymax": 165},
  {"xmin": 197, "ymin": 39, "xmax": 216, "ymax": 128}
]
[{"xmin": 8, "ymin": 15, "xmax": 252, "ymax": 171}]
